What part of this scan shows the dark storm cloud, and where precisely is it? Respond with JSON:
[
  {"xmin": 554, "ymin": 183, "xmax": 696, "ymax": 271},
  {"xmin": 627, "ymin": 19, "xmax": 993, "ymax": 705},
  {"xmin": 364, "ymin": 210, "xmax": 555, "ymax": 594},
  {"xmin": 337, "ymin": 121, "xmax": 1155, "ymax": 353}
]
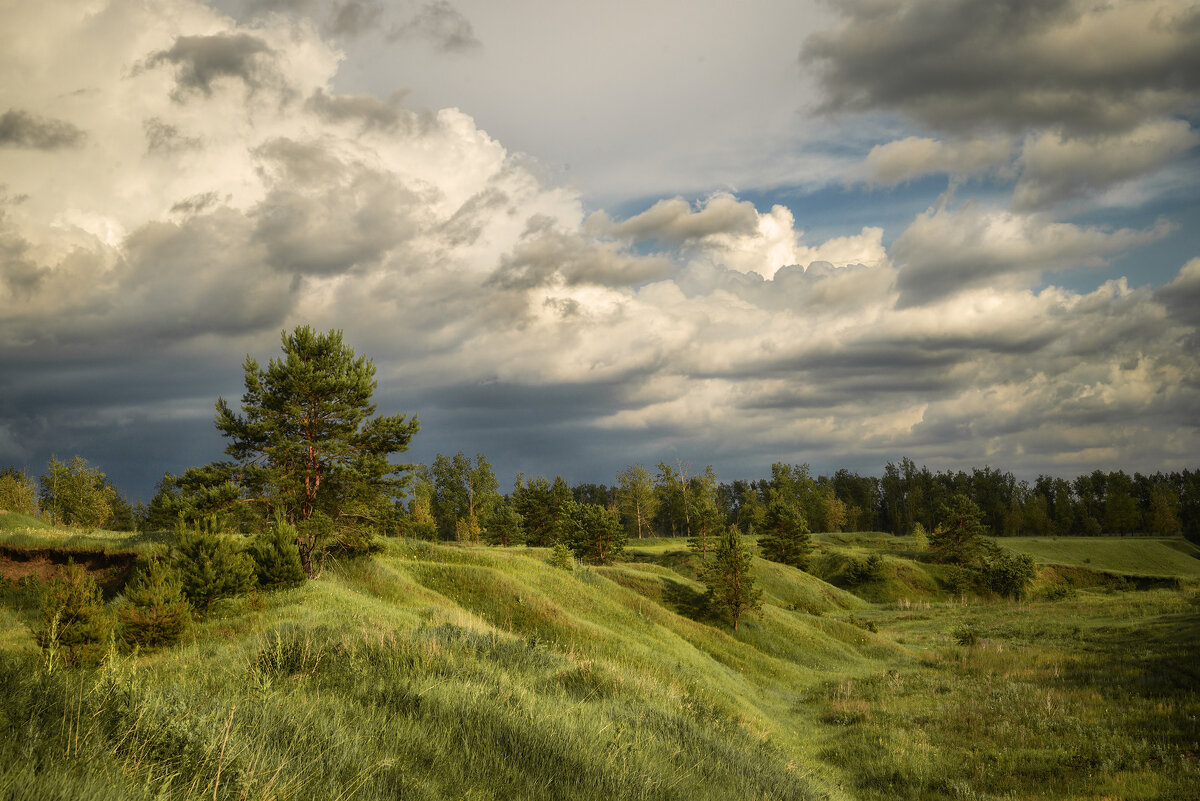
[
  {"xmin": 0, "ymin": 109, "xmax": 85, "ymax": 150},
  {"xmin": 149, "ymin": 33, "xmax": 274, "ymax": 98},
  {"xmin": 389, "ymin": 1, "xmax": 481, "ymax": 52},
  {"xmin": 802, "ymin": 0, "xmax": 1200, "ymax": 135}
]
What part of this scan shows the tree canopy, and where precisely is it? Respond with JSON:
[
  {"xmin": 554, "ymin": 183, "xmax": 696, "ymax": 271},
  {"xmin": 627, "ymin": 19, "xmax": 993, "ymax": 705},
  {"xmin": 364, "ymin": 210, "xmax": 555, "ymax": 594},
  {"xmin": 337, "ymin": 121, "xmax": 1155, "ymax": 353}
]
[{"xmin": 210, "ymin": 326, "xmax": 419, "ymax": 572}]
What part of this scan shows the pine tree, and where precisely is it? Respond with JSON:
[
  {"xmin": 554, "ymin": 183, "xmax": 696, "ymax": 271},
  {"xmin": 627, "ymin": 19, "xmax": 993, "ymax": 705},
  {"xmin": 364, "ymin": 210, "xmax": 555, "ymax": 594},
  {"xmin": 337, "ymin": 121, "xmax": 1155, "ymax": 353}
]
[
  {"xmin": 119, "ymin": 559, "xmax": 191, "ymax": 648},
  {"xmin": 249, "ymin": 521, "xmax": 308, "ymax": 590},
  {"xmin": 214, "ymin": 326, "xmax": 420, "ymax": 575},
  {"xmin": 703, "ymin": 526, "xmax": 762, "ymax": 631},
  {"xmin": 757, "ymin": 496, "xmax": 812, "ymax": 569},
  {"xmin": 37, "ymin": 560, "xmax": 114, "ymax": 664},
  {"xmin": 174, "ymin": 526, "xmax": 255, "ymax": 613}
]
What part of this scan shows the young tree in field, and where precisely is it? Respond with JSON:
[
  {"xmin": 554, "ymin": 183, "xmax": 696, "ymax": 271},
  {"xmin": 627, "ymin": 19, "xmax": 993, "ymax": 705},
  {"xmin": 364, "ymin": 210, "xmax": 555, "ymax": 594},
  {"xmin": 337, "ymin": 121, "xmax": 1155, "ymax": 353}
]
[
  {"xmin": 119, "ymin": 559, "xmax": 191, "ymax": 648},
  {"xmin": 703, "ymin": 526, "xmax": 762, "ymax": 631},
  {"xmin": 0, "ymin": 467, "xmax": 38, "ymax": 516},
  {"xmin": 558, "ymin": 500, "xmax": 626, "ymax": 564},
  {"xmin": 929, "ymin": 493, "xmax": 988, "ymax": 564},
  {"xmin": 213, "ymin": 326, "xmax": 420, "ymax": 574},
  {"xmin": 616, "ymin": 464, "xmax": 657, "ymax": 539},
  {"xmin": 39, "ymin": 455, "xmax": 118, "ymax": 529},
  {"xmin": 37, "ymin": 560, "xmax": 114, "ymax": 665},
  {"xmin": 757, "ymin": 495, "xmax": 812, "ymax": 569}
]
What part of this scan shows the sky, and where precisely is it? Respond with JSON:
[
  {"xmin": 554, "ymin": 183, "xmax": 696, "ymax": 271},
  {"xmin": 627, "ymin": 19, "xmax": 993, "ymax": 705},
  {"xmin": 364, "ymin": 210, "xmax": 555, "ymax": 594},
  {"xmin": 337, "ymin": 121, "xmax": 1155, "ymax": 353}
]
[{"xmin": 1, "ymin": 0, "xmax": 1199, "ymax": 502}]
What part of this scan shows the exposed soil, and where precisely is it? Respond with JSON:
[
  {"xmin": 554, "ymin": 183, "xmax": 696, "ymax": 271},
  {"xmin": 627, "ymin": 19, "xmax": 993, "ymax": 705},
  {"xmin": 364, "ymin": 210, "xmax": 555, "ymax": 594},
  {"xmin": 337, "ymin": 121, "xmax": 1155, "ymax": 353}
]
[{"xmin": 0, "ymin": 546, "xmax": 137, "ymax": 598}]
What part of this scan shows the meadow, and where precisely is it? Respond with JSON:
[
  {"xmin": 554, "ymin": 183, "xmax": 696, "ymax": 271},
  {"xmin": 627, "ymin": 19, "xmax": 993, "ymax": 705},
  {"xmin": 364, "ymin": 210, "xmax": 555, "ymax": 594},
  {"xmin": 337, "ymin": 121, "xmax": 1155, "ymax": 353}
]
[{"xmin": 0, "ymin": 524, "xmax": 1196, "ymax": 800}]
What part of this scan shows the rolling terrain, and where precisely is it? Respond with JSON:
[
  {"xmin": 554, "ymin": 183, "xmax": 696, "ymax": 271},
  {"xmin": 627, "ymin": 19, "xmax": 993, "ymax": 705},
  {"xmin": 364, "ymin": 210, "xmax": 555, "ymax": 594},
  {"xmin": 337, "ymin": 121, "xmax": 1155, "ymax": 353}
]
[{"xmin": 1, "ymin": 525, "xmax": 1197, "ymax": 800}]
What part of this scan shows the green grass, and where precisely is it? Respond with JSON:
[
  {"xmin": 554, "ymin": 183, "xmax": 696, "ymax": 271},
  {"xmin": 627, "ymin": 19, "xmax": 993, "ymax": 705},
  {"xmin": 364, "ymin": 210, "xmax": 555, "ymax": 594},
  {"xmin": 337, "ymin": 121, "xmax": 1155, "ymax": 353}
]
[
  {"xmin": 0, "ymin": 529, "xmax": 1196, "ymax": 800},
  {"xmin": 998, "ymin": 536, "xmax": 1200, "ymax": 578}
]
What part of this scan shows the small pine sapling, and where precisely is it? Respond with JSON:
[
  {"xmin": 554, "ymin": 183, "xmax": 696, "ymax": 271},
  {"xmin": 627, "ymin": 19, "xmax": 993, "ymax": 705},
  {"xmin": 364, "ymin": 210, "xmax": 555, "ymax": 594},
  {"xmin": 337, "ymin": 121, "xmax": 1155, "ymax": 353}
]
[{"xmin": 119, "ymin": 558, "xmax": 191, "ymax": 648}]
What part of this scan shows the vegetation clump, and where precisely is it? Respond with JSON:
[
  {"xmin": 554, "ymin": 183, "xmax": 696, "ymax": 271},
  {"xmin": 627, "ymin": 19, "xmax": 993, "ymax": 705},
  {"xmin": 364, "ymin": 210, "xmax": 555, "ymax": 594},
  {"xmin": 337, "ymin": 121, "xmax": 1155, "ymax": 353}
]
[
  {"xmin": 249, "ymin": 520, "xmax": 307, "ymax": 591},
  {"xmin": 36, "ymin": 560, "xmax": 113, "ymax": 665},
  {"xmin": 173, "ymin": 525, "xmax": 255, "ymax": 613},
  {"xmin": 118, "ymin": 558, "xmax": 190, "ymax": 648},
  {"xmin": 703, "ymin": 526, "xmax": 762, "ymax": 630}
]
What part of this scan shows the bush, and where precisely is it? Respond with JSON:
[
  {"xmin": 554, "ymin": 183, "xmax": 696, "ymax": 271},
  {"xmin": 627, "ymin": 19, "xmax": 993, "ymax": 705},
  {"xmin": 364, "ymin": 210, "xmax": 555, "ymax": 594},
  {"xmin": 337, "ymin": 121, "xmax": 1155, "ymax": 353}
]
[
  {"xmin": 548, "ymin": 543, "xmax": 575, "ymax": 571},
  {"xmin": 249, "ymin": 522, "xmax": 307, "ymax": 590},
  {"xmin": 952, "ymin": 624, "xmax": 978, "ymax": 647},
  {"xmin": 843, "ymin": 554, "xmax": 885, "ymax": 586},
  {"xmin": 173, "ymin": 527, "xmax": 255, "ymax": 613},
  {"xmin": 981, "ymin": 551, "xmax": 1037, "ymax": 599},
  {"xmin": 118, "ymin": 559, "xmax": 190, "ymax": 648},
  {"xmin": 37, "ymin": 560, "xmax": 113, "ymax": 665},
  {"xmin": 0, "ymin": 468, "xmax": 38, "ymax": 515}
]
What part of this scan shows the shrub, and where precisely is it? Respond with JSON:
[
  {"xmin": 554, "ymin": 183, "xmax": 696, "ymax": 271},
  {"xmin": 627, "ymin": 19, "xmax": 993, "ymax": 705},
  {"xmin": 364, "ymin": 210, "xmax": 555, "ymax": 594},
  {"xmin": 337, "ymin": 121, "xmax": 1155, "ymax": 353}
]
[
  {"xmin": 249, "ymin": 522, "xmax": 307, "ymax": 590},
  {"xmin": 843, "ymin": 554, "xmax": 885, "ymax": 586},
  {"xmin": 36, "ymin": 560, "xmax": 113, "ymax": 665},
  {"xmin": 0, "ymin": 468, "xmax": 38, "ymax": 515},
  {"xmin": 981, "ymin": 551, "xmax": 1037, "ymax": 599},
  {"xmin": 173, "ymin": 526, "xmax": 254, "ymax": 613},
  {"xmin": 119, "ymin": 559, "xmax": 190, "ymax": 648},
  {"xmin": 548, "ymin": 543, "xmax": 575, "ymax": 571},
  {"xmin": 952, "ymin": 624, "xmax": 978, "ymax": 647}
]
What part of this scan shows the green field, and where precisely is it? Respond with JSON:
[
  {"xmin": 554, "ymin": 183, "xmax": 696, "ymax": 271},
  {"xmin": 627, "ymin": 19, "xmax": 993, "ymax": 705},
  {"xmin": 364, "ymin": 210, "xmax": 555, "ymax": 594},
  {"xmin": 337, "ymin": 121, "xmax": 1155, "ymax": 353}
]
[{"xmin": 1, "ymin": 530, "xmax": 1197, "ymax": 800}]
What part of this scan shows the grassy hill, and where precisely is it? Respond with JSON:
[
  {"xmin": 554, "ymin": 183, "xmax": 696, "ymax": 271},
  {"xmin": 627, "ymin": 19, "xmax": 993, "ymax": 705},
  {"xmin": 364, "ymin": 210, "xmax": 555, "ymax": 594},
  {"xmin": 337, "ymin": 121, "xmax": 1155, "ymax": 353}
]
[
  {"xmin": 997, "ymin": 535, "xmax": 1200, "ymax": 578},
  {"xmin": 0, "ymin": 529, "xmax": 1196, "ymax": 800}
]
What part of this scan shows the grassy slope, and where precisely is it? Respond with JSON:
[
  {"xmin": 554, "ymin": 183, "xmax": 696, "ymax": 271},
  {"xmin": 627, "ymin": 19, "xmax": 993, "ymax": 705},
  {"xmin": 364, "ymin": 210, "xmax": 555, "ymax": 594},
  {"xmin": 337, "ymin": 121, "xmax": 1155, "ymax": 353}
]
[
  {"xmin": 0, "ymin": 529, "xmax": 1196, "ymax": 800},
  {"xmin": 998, "ymin": 536, "xmax": 1200, "ymax": 578}
]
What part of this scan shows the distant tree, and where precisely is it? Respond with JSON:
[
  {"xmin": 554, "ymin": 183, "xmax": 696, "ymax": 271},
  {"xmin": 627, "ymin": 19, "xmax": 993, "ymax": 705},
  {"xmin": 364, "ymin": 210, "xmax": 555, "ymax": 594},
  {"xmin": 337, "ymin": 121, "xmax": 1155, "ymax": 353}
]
[
  {"xmin": 39, "ymin": 455, "xmax": 117, "ymax": 529},
  {"xmin": 653, "ymin": 461, "xmax": 688, "ymax": 536},
  {"xmin": 483, "ymin": 500, "xmax": 525, "ymax": 547},
  {"xmin": 616, "ymin": 464, "xmax": 657, "ymax": 539},
  {"xmin": 1147, "ymin": 483, "xmax": 1181, "ymax": 535},
  {"xmin": 212, "ymin": 326, "xmax": 419, "ymax": 574},
  {"xmin": 119, "ymin": 559, "xmax": 191, "ymax": 648},
  {"xmin": 403, "ymin": 467, "xmax": 439, "ymax": 540},
  {"xmin": 513, "ymin": 474, "xmax": 571, "ymax": 546},
  {"xmin": 558, "ymin": 500, "xmax": 626, "ymax": 564},
  {"xmin": 431, "ymin": 451, "xmax": 500, "ymax": 542},
  {"xmin": 757, "ymin": 495, "xmax": 812, "ymax": 569},
  {"xmin": 929, "ymin": 493, "xmax": 988, "ymax": 563},
  {"xmin": 0, "ymin": 467, "xmax": 38, "ymax": 516},
  {"xmin": 703, "ymin": 526, "xmax": 762, "ymax": 631}
]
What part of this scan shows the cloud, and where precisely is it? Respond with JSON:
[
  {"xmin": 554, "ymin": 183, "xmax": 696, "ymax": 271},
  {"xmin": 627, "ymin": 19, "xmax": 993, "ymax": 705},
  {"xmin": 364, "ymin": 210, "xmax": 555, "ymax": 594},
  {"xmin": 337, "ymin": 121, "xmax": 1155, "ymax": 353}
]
[
  {"xmin": 149, "ymin": 33, "xmax": 275, "ymax": 99},
  {"xmin": 390, "ymin": 1, "xmax": 481, "ymax": 52},
  {"xmin": 1013, "ymin": 119, "xmax": 1200, "ymax": 209},
  {"xmin": 1155, "ymin": 257, "xmax": 1200, "ymax": 329},
  {"xmin": 1, "ymin": 0, "xmax": 1198, "ymax": 500},
  {"xmin": 856, "ymin": 135, "xmax": 1014, "ymax": 185},
  {"xmin": 490, "ymin": 215, "xmax": 673, "ymax": 290},
  {"xmin": 0, "ymin": 109, "xmax": 85, "ymax": 150},
  {"xmin": 803, "ymin": 0, "xmax": 1200, "ymax": 136},
  {"xmin": 598, "ymin": 194, "xmax": 760, "ymax": 244},
  {"xmin": 892, "ymin": 202, "xmax": 1172, "ymax": 305}
]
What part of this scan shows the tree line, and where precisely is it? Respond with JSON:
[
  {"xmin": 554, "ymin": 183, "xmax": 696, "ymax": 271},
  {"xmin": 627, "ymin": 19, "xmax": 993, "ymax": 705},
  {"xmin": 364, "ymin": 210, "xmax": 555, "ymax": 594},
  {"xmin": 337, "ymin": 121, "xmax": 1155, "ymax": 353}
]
[{"xmin": 7, "ymin": 325, "xmax": 1196, "ymax": 640}]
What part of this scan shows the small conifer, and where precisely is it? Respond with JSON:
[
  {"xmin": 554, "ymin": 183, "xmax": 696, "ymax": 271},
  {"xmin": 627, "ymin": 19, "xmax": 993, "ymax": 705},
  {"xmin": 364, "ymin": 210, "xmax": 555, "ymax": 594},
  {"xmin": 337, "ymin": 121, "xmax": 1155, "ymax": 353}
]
[{"xmin": 119, "ymin": 559, "xmax": 190, "ymax": 648}]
